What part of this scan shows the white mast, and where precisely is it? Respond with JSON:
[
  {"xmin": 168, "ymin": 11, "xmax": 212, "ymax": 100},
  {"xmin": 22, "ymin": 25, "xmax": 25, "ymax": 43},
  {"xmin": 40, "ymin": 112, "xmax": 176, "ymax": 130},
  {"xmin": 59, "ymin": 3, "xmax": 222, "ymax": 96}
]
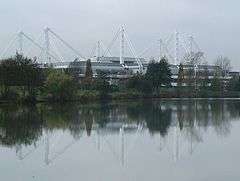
[
  {"xmin": 175, "ymin": 31, "xmax": 179, "ymax": 65},
  {"xmin": 188, "ymin": 35, "xmax": 193, "ymax": 54},
  {"xmin": 158, "ymin": 38, "xmax": 163, "ymax": 61},
  {"xmin": 120, "ymin": 26, "xmax": 125, "ymax": 65},
  {"xmin": 44, "ymin": 27, "xmax": 50, "ymax": 63},
  {"xmin": 97, "ymin": 41, "xmax": 101, "ymax": 61},
  {"xmin": 18, "ymin": 31, "xmax": 23, "ymax": 55}
]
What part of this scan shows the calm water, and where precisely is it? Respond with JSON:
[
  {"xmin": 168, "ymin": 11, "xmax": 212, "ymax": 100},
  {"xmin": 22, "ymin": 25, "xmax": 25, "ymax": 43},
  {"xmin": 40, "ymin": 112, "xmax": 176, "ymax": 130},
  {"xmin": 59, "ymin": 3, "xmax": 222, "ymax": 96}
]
[{"xmin": 0, "ymin": 99, "xmax": 240, "ymax": 181}]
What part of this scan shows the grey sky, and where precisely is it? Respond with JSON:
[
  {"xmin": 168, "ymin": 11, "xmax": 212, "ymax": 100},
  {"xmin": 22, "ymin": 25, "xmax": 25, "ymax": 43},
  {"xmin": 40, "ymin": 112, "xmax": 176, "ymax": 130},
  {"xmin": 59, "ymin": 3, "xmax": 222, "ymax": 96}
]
[{"xmin": 0, "ymin": 0, "xmax": 240, "ymax": 69}]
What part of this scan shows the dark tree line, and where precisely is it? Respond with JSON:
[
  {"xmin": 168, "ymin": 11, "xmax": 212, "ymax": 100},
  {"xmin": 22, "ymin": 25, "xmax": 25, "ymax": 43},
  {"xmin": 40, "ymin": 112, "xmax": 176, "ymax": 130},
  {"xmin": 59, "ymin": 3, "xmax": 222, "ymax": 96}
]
[
  {"xmin": 0, "ymin": 53, "xmax": 44, "ymax": 101},
  {"xmin": 126, "ymin": 57, "xmax": 172, "ymax": 94}
]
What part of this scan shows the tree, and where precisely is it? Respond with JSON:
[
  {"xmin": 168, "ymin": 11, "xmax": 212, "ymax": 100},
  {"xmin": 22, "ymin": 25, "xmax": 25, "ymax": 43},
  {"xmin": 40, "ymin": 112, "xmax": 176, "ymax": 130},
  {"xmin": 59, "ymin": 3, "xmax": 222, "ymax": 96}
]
[
  {"xmin": 183, "ymin": 52, "xmax": 205, "ymax": 92},
  {"xmin": 85, "ymin": 59, "xmax": 93, "ymax": 79},
  {"xmin": 183, "ymin": 51, "xmax": 204, "ymax": 65},
  {"xmin": 126, "ymin": 74, "xmax": 152, "ymax": 94},
  {"xmin": 0, "ymin": 106, "xmax": 43, "ymax": 146},
  {"xmin": 159, "ymin": 57, "xmax": 172, "ymax": 86},
  {"xmin": 215, "ymin": 56, "xmax": 231, "ymax": 77},
  {"xmin": 211, "ymin": 74, "xmax": 222, "ymax": 92},
  {"xmin": 177, "ymin": 63, "xmax": 184, "ymax": 87},
  {"xmin": 68, "ymin": 59, "xmax": 82, "ymax": 80},
  {"xmin": 94, "ymin": 71, "xmax": 110, "ymax": 98},
  {"xmin": 227, "ymin": 77, "xmax": 240, "ymax": 91},
  {"xmin": 145, "ymin": 57, "xmax": 172, "ymax": 92},
  {"xmin": 0, "ymin": 53, "xmax": 44, "ymax": 100},
  {"xmin": 185, "ymin": 66, "xmax": 195, "ymax": 88},
  {"xmin": 200, "ymin": 67, "xmax": 210, "ymax": 89},
  {"xmin": 82, "ymin": 59, "xmax": 93, "ymax": 90},
  {"xmin": 211, "ymin": 57, "xmax": 231, "ymax": 92},
  {"xmin": 44, "ymin": 71, "xmax": 77, "ymax": 101}
]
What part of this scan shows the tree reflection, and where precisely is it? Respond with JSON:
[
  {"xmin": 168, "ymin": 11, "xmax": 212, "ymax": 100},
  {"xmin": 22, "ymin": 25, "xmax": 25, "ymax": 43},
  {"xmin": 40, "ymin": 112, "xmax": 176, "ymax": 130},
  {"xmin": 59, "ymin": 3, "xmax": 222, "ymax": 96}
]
[
  {"xmin": 0, "ymin": 99, "xmax": 238, "ymax": 150},
  {"xmin": 144, "ymin": 102, "xmax": 172, "ymax": 137},
  {"xmin": 0, "ymin": 105, "xmax": 43, "ymax": 147},
  {"xmin": 210, "ymin": 100, "xmax": 231, "ymax": 137}
]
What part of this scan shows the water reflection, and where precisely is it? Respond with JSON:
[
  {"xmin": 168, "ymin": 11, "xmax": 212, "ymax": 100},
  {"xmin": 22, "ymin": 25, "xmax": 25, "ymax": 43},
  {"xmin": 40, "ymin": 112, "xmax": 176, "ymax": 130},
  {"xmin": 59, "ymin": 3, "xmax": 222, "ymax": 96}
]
[{"xmin": 0, "ymin": 99, "xmax": 239, "ymax": 166}]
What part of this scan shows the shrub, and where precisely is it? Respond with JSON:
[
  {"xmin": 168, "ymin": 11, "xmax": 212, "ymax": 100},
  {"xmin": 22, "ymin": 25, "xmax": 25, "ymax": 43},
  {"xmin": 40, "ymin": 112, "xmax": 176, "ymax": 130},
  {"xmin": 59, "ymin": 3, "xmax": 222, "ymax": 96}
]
[{"xmin": 43, "ymin": 71, "xmax": 77, "ymax": 101}]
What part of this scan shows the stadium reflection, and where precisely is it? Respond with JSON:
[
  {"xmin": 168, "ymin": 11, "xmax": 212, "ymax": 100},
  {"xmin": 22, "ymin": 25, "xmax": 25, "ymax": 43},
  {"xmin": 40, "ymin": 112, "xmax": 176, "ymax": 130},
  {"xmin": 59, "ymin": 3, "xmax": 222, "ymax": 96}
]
[{"xmin": 0, "ymin": 99, "xmax": 239, "ymax": 166}]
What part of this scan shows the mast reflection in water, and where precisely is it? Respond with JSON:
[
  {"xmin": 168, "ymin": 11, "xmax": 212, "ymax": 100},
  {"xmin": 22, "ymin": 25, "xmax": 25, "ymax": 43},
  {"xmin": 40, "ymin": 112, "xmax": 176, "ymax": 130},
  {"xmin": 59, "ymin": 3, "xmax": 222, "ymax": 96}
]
[{"xmin": 0, "ymin": 99, "xmax": 240, "ymax": 181}]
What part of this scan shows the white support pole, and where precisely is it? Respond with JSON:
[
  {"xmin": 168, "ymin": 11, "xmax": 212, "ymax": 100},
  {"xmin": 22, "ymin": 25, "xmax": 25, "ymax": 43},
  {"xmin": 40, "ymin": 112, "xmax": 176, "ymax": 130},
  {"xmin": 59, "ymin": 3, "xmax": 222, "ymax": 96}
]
[
  {"xmin": 175, "ymin": 31, "xmax": 179, "ymax": 65},
  {"xmin": 44, "ymin": 27, "xmax": 50, "ymax": 63},
  {"xmin": 189, "ymin": 35, "xmax": 198, "ymax": 93},
  {"xmin": 158, "ymin": 39, "xmax": 163, "ymax": 61},
  {"xmin": 103, "ymin": 28, "xmax": 121, "ymax": 57},
  {"xmin": 97, "ymin": 41, "xmax": 101, "ymax": 61},
  {"xmin": 18, "ymin": 31, "xmax": 23, "ymax": 55},
  {"xmin": 20, "ymin": 31, "xmax": 58, "ymax": 61},
  {"xmin": 125, "ymin": 31, "xmax": 143, "ymax": 72},
  {"xmin": 188, "ymin": 35, "xmax": 193, "ymax": 54},
  {"xmin": 120, "ymin": 26, "xmax": 125, "ymax": 65}
]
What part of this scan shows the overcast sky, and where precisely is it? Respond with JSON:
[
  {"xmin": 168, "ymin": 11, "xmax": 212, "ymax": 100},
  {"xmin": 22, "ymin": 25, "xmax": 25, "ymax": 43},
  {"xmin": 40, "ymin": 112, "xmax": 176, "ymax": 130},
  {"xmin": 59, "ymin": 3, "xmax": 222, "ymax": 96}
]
[{"xmin": 0, "ymin": 0, "xmax": 240, "ymax": 69}]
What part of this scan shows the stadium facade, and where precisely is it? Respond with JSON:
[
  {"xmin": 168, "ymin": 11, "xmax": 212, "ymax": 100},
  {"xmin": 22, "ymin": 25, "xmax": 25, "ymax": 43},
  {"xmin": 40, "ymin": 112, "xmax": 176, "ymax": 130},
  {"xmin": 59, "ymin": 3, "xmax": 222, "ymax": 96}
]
[{"xmin": 46, "ymin": 56, "xmax": 239, "ymax": 86}]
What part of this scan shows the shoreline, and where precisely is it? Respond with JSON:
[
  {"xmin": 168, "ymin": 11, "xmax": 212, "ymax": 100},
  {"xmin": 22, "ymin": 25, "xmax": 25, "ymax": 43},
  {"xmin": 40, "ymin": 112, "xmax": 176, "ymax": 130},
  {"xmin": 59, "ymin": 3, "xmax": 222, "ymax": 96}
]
[{"xmin": 1, "ymin": 94, "xmax": 240, "ymax": 105}]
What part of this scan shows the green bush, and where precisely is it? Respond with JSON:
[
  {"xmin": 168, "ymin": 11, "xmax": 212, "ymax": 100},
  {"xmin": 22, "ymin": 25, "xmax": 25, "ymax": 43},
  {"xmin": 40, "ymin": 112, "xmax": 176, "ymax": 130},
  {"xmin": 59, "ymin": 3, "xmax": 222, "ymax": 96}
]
[
  {"xmin": 43, "ymin": 71, "xmax": 77, "ymax": 101},
  {"xmin": 111, "ymin": 90, "xmax": 143, "ymax": 100},
  {"xmin": 76, "ymin": 90, "xmax": 100, "ymax": 101}
]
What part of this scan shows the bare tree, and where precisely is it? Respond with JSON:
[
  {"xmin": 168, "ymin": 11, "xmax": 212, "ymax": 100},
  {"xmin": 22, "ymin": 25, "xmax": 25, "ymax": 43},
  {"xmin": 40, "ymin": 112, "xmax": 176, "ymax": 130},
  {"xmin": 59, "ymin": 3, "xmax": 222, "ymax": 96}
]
[
  {"xmin": 183, "ymin": 51, "xmax": 205, "ymax": 65},
  {"xmin": 183, "ymin": 51, "xmax": 205, "ymax": 94},
  {"xmin": 215, "ymin": 56, "xmax": 231, "ymax": 77}
]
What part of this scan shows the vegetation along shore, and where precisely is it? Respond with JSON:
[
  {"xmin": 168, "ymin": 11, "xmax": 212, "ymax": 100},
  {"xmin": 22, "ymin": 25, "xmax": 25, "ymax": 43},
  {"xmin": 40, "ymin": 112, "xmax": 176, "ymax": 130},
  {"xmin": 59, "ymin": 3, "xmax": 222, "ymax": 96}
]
[{"xmin": 0, "ymin": 53, "xmax": 240, "ymax": 104}]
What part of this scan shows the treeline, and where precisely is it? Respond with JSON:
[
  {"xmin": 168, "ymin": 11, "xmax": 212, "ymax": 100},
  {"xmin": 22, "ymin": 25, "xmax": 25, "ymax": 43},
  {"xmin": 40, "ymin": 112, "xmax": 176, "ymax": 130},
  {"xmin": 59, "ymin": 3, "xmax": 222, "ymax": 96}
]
[
  {"xmin": 1, "ymin": 54, "xmax": 240, "ymax": 103},
  {"xmin": 0, "ymin": 54, "xmax": 44, "ymax": 102},
  {"xmin": 0, "ymin": 54, "xmax": 118, "ymax": 102}
]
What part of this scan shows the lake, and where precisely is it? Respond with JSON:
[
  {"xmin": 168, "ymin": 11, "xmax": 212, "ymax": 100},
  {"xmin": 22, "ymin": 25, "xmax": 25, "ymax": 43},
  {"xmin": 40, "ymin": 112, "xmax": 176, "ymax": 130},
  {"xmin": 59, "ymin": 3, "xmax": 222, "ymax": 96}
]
[{"xmin": 0, "ymin": 99, "xmax": 240, "ymax": 181}]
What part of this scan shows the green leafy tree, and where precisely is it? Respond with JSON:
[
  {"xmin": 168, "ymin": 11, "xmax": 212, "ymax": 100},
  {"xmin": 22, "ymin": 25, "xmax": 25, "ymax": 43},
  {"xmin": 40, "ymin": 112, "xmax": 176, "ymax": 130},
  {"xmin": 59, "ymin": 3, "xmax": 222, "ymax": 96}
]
[
  {"xmin": 94, "ymin": 71, "xmax": 110, "ymax": 98},
  {"xmin": 126, "ymin": 74, "xmax": 152, "ymax": 94},
  {"xmin": 211, "ymin": 75, "xmax": 222, "ymax": 92},
  {"xmin": 227, "ymin": 77, "xmax": 240, "ymax": 91},
  {"xmin": 0, "ymin": 105, "xmax": 43, "ymax": 146},
  {"xmin": 145, "ymin": 57, "xmax": 172, "ymax": 92},
  {"xmin": 0, "ymin": 53, "xmax": 44, "ymax": 100},
  {"xmin": 85, "ymin": 59, "xmax": 93, "ymax": 79},
  {"xmin": 82, "ymin": 59, "xmax": 93, "ymax": 90},
  {"xmin": 159, "ymin": 57, "xmax": 172, "ymax": 86},
  {"xmin": 44, "ymin": 71, "xmax": 77, "ymax": 101},
  {"xmin": 210, "ymin": 66, "xmax": 223, "ymax": 93}
]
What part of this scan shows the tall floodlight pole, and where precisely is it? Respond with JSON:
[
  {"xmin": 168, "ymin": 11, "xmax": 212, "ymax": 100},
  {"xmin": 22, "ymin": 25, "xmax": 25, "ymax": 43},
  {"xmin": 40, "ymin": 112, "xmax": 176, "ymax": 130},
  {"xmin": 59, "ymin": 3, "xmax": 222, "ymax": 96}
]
[
  {"xmin": 120, "ymin": 26, "xmax": 125, "ymax": 65},
  {"xmin": 175, "ymin": 31, "xmax": 180, "ymax": 65},
  {"xmin": 158, "ymin": 39, "xmax": 163, "ymax": 61},
  {"xmin": 18, "ymin": 31, "xmax": 23, "ymax": 55},
  {"xmin": 188, "ymin": 35, "xmax": 194, "ymax": 54},
  {"xmin": 189, "ymin": 35, "xmax": 198, "ymax": 94},
  {"xmin": 44, "ymin": 27, "xmax": 50, "ymax": 63},
  {"xmin": 97, "ymin": 41, "xmax": 101, "ymax": 61}
]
